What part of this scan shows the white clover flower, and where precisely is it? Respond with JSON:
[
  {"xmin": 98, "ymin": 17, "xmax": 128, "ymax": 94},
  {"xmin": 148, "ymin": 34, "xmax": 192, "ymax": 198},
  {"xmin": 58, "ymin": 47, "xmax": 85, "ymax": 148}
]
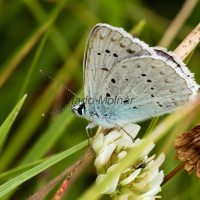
[{"xmin": 92, "ymin": 124, "xmax": 165, "ymax": 200}]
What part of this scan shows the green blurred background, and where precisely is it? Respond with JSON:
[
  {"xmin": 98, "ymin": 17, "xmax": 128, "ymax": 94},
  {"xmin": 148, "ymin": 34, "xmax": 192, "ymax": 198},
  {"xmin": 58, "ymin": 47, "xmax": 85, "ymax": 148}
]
[{"xmin": 0, "ymin": 0, "xmax": 200, "ymax": 199}]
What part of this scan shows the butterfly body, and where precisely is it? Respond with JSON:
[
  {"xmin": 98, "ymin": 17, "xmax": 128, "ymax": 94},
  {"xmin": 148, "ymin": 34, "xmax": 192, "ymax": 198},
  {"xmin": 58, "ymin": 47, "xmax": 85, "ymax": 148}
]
[{"xmin": 72, "ymin": 24, "xmax": 199, "ymax": 128}]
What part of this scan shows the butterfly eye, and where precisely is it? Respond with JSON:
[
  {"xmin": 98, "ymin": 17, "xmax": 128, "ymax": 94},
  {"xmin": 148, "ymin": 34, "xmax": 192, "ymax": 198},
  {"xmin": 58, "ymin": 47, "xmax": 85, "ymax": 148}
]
[{"xmin": 77, "ymin": 102, "xmax": 86, "ymax": 115}]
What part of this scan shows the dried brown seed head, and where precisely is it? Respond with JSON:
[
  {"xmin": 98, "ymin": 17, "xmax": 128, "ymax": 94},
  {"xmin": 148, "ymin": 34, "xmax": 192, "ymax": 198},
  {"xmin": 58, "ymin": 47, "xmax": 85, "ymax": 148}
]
[{"xmin": 175, "ymin": 124, "xmax": 200, "ymax": 178}]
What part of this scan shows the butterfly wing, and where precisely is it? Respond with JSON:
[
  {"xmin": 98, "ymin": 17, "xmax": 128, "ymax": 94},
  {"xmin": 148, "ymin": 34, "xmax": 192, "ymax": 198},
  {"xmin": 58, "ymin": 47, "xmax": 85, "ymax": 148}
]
[
  {"xmin": 94, "ymin": 55, "xmax": 198, "ymax": 125},
  {"xmin": 83, "ymin": 24, "xmax": 155, "ymax": 99},
  {"xmin": 82, "ymin": 23, "xmax": 199, "ymax": 127}
]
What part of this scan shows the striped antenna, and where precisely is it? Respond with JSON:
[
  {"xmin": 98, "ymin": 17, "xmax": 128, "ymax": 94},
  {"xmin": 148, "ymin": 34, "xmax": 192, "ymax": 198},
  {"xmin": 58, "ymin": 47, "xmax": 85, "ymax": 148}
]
[
  {"xmin": 41, "ymin": 105, "xmax": 73, "ymax": 117},
  {"xmin": 40, "ymin": 70, "xmax": 77, "ymax": 116},
  {"xmin": 39, "ymin": 70, "xmax": 79, "ymax": 98}
]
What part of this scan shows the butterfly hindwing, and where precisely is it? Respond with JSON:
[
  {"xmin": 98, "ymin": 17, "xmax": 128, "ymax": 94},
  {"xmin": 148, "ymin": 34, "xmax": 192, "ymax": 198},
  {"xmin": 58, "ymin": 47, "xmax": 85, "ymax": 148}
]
[{"xmin": 94, "ymin": 56, "xmax": 195, "ymax": 124}]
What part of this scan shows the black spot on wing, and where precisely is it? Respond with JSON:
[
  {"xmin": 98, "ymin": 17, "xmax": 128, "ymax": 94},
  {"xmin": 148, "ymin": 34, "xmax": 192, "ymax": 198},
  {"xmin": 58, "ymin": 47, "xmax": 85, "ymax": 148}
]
[
  {"xmin": 136, "ymin": 64, "xmax": 141, "ymax": 68},
  {"xmin": 156, "ymin": 101, "xmax": 163, "ymax": 107},
  {"xmin": 127, "ymin": 49, "xmax": 135, "ymax": 54},
  {"xmin": 119, "ymin": 43, "xmax": 126, "ymax": 48},
  {"xmin": 106, "ymin": 93, "xmax": 111, "ymax": 97},
  {"xmin": 100, "ymin": 67, "xmax": 109, "ymax": 72},
  {"xmin": 151, "ymin": 94, "xmax": 155, "ymax": 98},
  {"xmin": 111, "ymin": 78, "xmax": 116, "ymax": 83},
  {"xmin": 123, "ymin": 99, "xmax": 129, "ymax": 104}
]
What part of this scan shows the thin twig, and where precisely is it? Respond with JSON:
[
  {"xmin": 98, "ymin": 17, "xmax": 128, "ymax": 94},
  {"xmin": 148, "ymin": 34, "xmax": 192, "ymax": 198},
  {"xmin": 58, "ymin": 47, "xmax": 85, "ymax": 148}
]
[
  {"xmin": 161, "ymin": 162, "xmax": 185, "ymax": 186},
  {"xmin": 53, "ymin": 147, "xmax": 94, "ymax": 200},
  {"xmin": 174, "ymin": 23, "xmax": 200, "ymax": 60},
  {"xmin": 158, "ymin": 0, "xmax": 198, "ymax": 48},
  {"xmin": 28, "ymin": 148, "xmax": 94, "ymax": 200}
]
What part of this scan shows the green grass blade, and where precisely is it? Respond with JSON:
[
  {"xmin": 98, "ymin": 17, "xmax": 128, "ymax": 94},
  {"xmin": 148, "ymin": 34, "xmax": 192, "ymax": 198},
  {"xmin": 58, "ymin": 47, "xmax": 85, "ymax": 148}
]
[
  {"xmin": 0, "ymin": 35, "xmax": 85, "ymax": 172},
  {"xmin": 0, "ymin": 24, "xmax": 47, "ymax": 89},
  {"xmin": 0, "ymin": 140, "xmax": 88, "ymax": 198},
  {"xmin": 144, "ymin": 117, "xmax": 159, "ymax": 136},
  {"xmin": 22, "ymin": 109, "xmax": 74, "ymax": 163},
  {"xmin": 0, "ymin": 159, "xmax": 43, "ymax": 182},
  {"xmin": 18, "ymin": 0, "xmax": 71, "ymax": 99},
  {"xmin": 22, "ymin": 0, "xmax": 69, "ymax": 60},
  {"xmin": 0, "ymin": 94, "xmax": 27, "ymax": 152}
]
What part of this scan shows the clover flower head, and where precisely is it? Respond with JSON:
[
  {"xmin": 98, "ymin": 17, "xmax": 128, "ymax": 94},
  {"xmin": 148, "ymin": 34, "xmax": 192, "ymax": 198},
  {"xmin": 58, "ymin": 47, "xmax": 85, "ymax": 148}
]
[{"xmin": 92, "ymin": 124, "xmax": 165, "ymax": 200}]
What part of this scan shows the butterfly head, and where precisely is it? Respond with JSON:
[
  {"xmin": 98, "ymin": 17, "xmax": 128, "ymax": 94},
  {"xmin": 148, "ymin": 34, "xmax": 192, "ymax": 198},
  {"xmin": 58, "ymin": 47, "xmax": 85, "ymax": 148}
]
[{"xmin": 72, "ymin": 101, "xmax": 86, "ymax": 117}]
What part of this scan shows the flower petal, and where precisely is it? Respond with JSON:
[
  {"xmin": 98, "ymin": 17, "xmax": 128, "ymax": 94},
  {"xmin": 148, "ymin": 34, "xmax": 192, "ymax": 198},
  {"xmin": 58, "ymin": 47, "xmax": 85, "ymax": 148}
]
[
  {"xmin": 92, "ymin": 133, "xmax": 104, "ymax": 152},
  {"xmin": 104, "ymin": 130, "xmax": 121, "ymax": 144},
  {"xmin": 94, "ymin": 143, "xmax": 117, "ymax": 169},
  {"xmin": 120, "ymin": 169, "xmax": 142, "ymax": 185},
  {"xmin": 96, "ymin": 170, "xmax": 120, "ymax": 194}
]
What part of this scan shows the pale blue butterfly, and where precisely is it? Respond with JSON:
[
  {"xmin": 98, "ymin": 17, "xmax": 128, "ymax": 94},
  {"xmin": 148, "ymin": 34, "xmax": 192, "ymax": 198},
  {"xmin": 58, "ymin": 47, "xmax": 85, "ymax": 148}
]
[{"xmin": 72, "ymin": 24, "xmax": 199, "ymax": 130}]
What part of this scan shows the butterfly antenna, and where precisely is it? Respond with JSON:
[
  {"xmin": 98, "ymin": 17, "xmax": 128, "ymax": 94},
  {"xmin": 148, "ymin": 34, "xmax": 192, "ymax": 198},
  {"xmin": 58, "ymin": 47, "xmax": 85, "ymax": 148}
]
[
  {"xmin": 42, "ymin": 105, "xmax": 73, "ymax": 117},
  {"xmin": 39, "ymin": 70, "xmax": 79, "ymax": 98}
]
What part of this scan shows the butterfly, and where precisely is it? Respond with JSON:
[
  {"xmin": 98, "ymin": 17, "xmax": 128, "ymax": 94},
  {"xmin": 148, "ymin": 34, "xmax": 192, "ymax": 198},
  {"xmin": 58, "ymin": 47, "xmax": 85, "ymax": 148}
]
[{"xmin": 72, "ymin": 23, "xmax": 199, "ymax": 130}]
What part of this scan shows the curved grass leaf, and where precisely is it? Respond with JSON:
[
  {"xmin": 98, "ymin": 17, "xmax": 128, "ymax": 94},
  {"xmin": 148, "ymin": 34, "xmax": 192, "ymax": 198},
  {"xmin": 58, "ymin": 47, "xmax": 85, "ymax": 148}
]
[
  {"xmin": 0, "ymin": 94, "xmax": 27, "ymax": 152},
  {"xmin": 0, "ymin": 140, "xmax": 87, "ymax": 198}
]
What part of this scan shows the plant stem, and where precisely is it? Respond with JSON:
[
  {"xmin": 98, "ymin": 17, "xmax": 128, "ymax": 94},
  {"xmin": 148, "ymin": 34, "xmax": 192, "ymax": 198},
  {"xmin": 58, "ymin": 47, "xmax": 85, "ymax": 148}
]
[
  {"xmin": 161, "ymin": 162, "xmax": 185, "ymax": 186},
  {"xmin": 174, "ymin": 23, "xmax": 200, "ymax": 60}
]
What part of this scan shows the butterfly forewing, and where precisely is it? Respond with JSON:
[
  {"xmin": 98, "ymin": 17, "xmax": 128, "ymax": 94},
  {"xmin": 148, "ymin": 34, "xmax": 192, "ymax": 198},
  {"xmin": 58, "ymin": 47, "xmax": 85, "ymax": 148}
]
[{"xmin": 83, "ymin": 24, "xmax": 155, "ymax": 98}]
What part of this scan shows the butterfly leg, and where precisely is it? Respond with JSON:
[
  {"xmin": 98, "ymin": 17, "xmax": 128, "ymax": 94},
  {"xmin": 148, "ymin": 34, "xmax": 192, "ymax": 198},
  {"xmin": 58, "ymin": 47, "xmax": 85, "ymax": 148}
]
[
  {"xmin": 86, "ymin": 123, "xmax": 97, "ymax": 145},
  {"xmin": 118, "ymin": 125, "xmax": 134, "ymax": 141}
]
